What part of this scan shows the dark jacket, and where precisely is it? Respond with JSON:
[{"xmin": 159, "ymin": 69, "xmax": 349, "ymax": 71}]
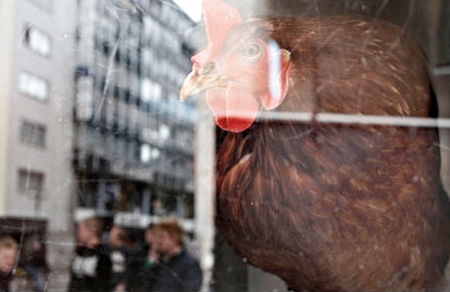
[
  {"xmin": 125, "ymin": 245, "xmax": 152, "ymax": 292},
  {"xmin": 126, "ymin": 248, "xmax": 150, "ymax": 292},
  {"xmin": 126, "ymin": 249, "xmax": 202, "ymax": 292},
  {"xmin": 0, "ymin": 272, "xmax": 12, "ymax": 292},
  {"xmin": 68, "ymin": 244, "xmax": 112, "ymax": 292},
  {"xmin": 107, "ymin": 245, "xmax": 128, "ymax": 288},
  {"xmin": 150, "ymin": 250, "xmax": 203, "ymax": 292}
]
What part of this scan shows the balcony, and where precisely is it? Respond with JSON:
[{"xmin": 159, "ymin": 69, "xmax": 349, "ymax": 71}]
[{"xmin": 113, "ymin": 212, "xmax": 195, "ymax": 231}]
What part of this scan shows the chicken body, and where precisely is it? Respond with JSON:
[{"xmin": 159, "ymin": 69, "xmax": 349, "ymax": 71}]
[
  {"xmin": 216, "ymin": 122, "xmax": 449, "ymax": 291},
  {"xmin": 182, "ymin": 11, "xmax": 450, "ymax": 291}
]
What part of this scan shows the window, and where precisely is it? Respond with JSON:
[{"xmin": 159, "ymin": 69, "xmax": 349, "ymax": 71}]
[
  {"xmin": 129, "ymin": 106, "xmax": 139, "ymax": 131},
  {"xmin": 130, "ymin": 72, "xmax": 140, "ymax": 97},
  {"xmin": 18, "ymin": 72, "xmax": 49, "ymax": 101},
  {"xmin": 24, "ymin": 26, "xmax": 52, "ymax": 56},
  {"xmin": 140, "ymin": 144, "xmax": 161, "ymax": 164},
  {"xmin": 20, "ymin": 120, "xmax": 46, "ymax": 147},
  {"xmin": 141, "ymin": 79, "xmax": 162, "ymax": 102},
  {"xmin": 159, "ymin": 124, "xmax": 170, "ymax": 140},
  {"xmin": 17, "ymin": 169, "xmax": 45, "ymax": 197}
]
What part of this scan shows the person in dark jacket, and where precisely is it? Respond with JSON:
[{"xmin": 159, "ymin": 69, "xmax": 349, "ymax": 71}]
[
  {"xmin": 0, "ymin": 235, "xmax": 18, "ymax": 292},
  {"xmin": 68, "ymin": 217, "xmax": 112, "ymax": 292},
  {"xmin": 107, "ymin": 226, "xmax": 128, "ymax": 292},
  {"xmin": 23, "ymin": 237, "xmax": 48, "ymax": 292},
  {"xmin": 146, "ymin": 219, "xmax": 203, "ymax": 292},
  {"xmin": 125, "ymin": 224, "xmax": 155, "ymax": 292}
]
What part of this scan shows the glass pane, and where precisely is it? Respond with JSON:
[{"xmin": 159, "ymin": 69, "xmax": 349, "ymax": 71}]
[{"xmin": 1, "ymin": 1, "xmax": 450, "ymax": 292}]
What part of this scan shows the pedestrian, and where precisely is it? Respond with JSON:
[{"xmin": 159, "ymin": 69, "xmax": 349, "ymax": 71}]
[
  {"xmin": 23, "ymin": 237, "xmax": 48, "ymax": 292},
  {"xmin": 125, "ymin": 224, "xmax": 156, "ymax": 292},
  {"xmin": 0, "ymin": 235, "xmax": 18, "ymax": 292},
  {"xmin": 107, "ymin": 226, "xmax": 128, "ymax": 292},
  {"xmin": 143, "ymin": 223, "xmax": 159, "ymax": 267},
  {"xmin": 147, "ymin": 219, "xmax": 203, "ymax": 292},
  {"xmin": 68, "ymin": 217, "xmax": 112, "ymax": 292}
]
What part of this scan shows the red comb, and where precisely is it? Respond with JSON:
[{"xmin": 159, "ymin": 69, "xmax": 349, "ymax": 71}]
[{"xmin": 192, "ymin": 0, "xmax": 242, "ymax": 70}]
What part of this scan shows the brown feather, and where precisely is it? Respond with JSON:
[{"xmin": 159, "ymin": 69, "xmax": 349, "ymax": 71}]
[{"xmin": 214, "ymin": 15, "xmax": 450, "ymax": 291}]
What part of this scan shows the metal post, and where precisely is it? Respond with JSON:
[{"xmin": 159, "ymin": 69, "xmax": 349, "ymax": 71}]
[{"xmin": 194, "ymin": 97, "xmax": 216, "ymax": 291}]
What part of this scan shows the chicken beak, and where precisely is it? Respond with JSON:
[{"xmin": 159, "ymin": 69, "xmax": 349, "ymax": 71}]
[
  {"xmin": 180, "ymin": 62, "xmax": 231, "ymax": 101},
  {"xmin": 180, "ymin": 70, "xmax": 203, "ymax": 102}
]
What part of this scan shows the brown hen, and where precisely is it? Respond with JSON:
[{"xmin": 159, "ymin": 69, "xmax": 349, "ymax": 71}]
[{"xmin": 180, "ymin": 0, "xmax": 450, "ymax": 291}]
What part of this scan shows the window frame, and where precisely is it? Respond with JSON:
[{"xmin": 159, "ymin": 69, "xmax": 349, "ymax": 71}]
[
  {"xmin": 20, "ymin": 119, "xmax": 47, "ymax": 148},
  {"xmin": 23, "ymin": 24, "xmax": 52, "ymax": 58},
  {"xmin": 18, "ymin": 71, "xmax": 50, "ymax": 102},
  {"xmin": 17, "ymin": 168, "xmax": 45, "ymax": 198}
]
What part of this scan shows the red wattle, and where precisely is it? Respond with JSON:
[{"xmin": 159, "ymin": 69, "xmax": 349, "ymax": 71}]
[{"xmin": 206, "ymin": 85, "xmax": 258, "ymax": 133}]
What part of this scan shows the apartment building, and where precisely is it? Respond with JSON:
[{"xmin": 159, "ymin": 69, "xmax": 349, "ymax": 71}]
[
  {"xmin": 74, "ymin": 0, "xmax": 197, "ymax": 230},
  {"xmin": 0, "ymin": 0, "xmax": 76, "ymax": 274}
]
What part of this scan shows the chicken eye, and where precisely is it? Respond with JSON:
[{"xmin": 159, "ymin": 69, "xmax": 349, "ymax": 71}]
[{"xmin": 242, "ymin": 43, "xmax": 262, "ymax": 60}]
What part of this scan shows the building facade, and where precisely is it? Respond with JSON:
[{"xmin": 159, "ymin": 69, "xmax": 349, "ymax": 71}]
[
  {"xmin": 74, "ymin": 0, "xmax": 197, "ymax": 231},
  {"xmin": 0, "ymin": 0, "xmax": 76, "ymax": 279}
]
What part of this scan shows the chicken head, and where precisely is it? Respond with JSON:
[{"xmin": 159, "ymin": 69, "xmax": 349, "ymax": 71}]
[{"xmin": 180, "ymin": 0, "xmax": 291, "ymax": 133}]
